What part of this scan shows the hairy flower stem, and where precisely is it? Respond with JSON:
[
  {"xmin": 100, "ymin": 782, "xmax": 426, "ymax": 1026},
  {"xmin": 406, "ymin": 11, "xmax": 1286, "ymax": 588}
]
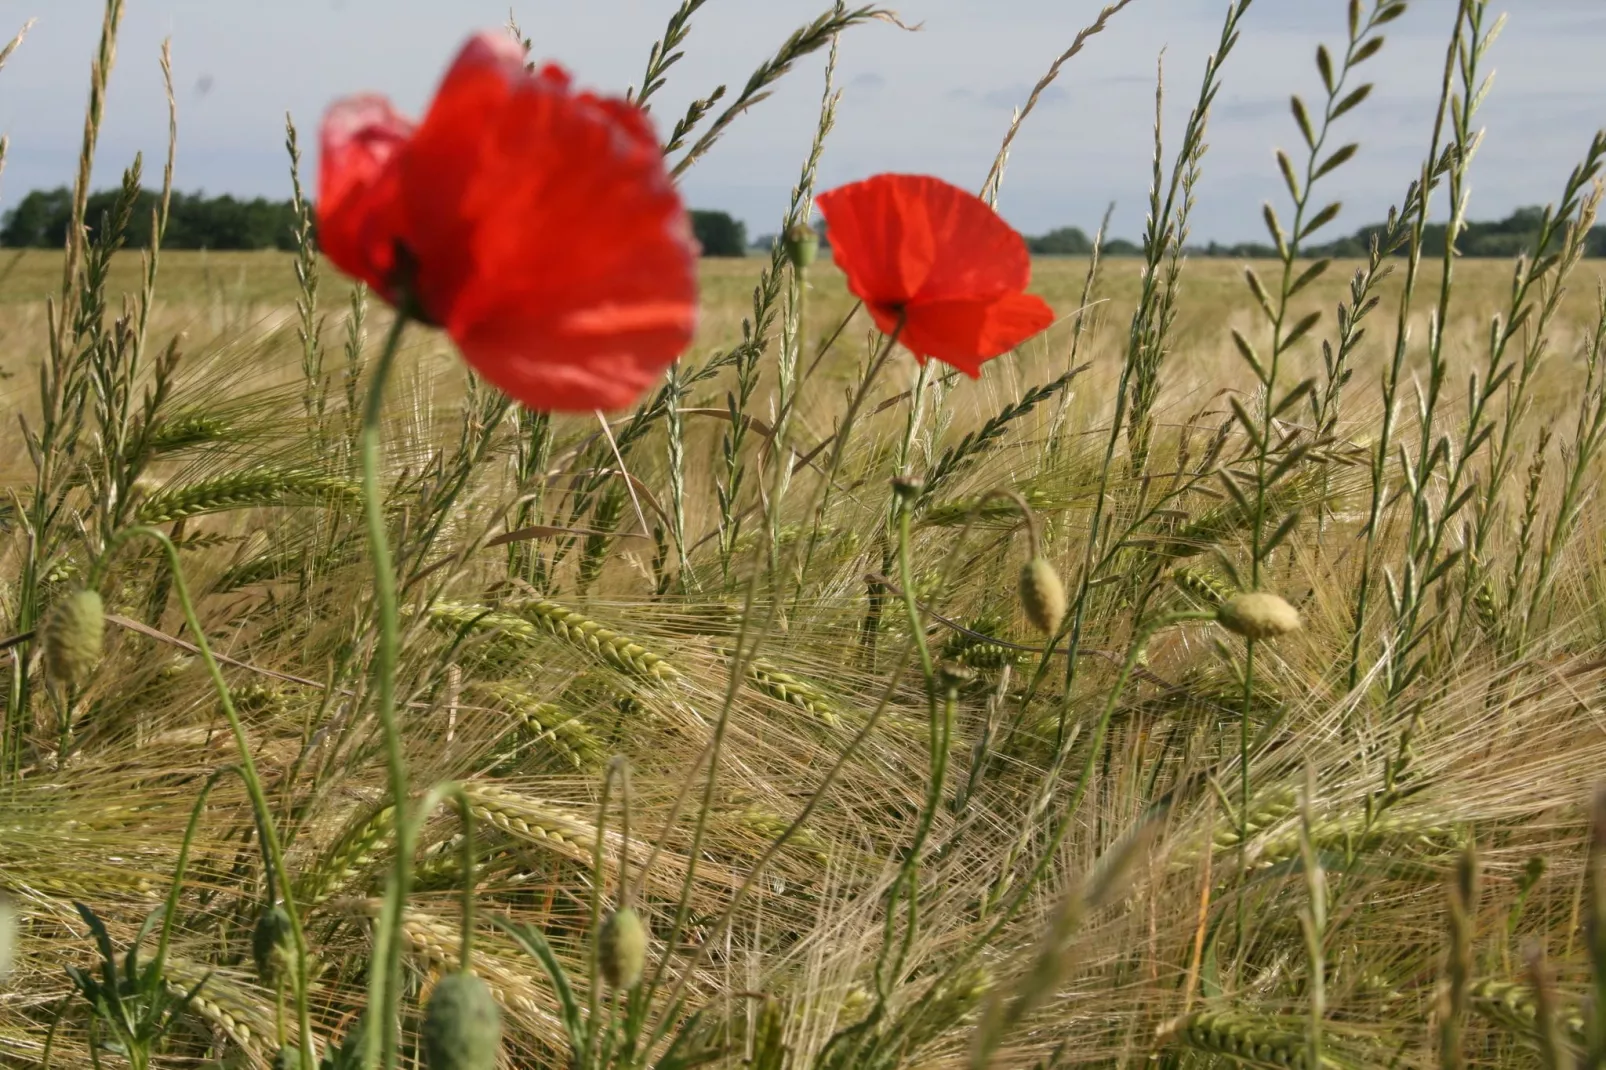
[
  {"xmin": 358, "ymin": 308, "xmax": 412, "ymax": 1070},
  {"xmin": 90, "ymin": 529, "xmax": 316, "ymax": 1067},
  {"xmin": 865, "ymin": 495, "xmax": 951, "ymax": 1020}
]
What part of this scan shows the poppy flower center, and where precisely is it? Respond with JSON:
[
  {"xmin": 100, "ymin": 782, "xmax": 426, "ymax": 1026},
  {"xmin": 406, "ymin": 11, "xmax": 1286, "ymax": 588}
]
[{"xmin": 389, "ymin": 240, "xmax": 439, "ymax": 328}]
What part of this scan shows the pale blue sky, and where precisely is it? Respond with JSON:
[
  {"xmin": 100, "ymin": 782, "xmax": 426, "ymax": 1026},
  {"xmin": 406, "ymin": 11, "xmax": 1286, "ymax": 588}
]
[{"xmin": 1, "ymin": 1, "xmax": 1602, "ymax": 242}]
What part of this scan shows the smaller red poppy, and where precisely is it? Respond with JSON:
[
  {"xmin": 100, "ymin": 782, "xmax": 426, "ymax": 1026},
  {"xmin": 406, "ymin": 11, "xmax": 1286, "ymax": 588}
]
[
  {"xmin": 318, "ymin": 33, "xmax": 698, "ymax": 413},
  {"xmin": 815, "ymin": 174, "xmax": 1054, "ymax": 377}
]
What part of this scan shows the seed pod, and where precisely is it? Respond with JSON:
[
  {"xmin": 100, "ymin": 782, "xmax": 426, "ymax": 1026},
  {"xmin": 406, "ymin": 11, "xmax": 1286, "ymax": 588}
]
[
  {"xmin": 599, "ymin": 907, "xmax": 647, "ymax": 989},
  {"xmin": 1018, "ymin": 557, "xmax": 1067, "ymax": 634},
  {"xmin": 42, "ymin": 589, "xmax": 104, "ymax": 690},
  {"xmin": 1216, "ymin": 592, "xmax": 1301, "ymax": 640},
  {"xmin": 423, "ymin": 972, "xmax": 501, "ymax": 1070},
  {"xmin": 784, "ymin": 222, "xmax": 819, "ymax": 269},
  {"xmin": 251, "ymin": 904, "xmax": 295, "ymax": 987}
]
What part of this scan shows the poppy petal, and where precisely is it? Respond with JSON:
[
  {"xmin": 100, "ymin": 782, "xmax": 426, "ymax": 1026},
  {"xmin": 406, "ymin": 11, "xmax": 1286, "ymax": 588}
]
[
  {"xmin": 316, "ymin": 94, "xmax": 413, "ymax": 301},
  {"xmin": 454, "ymin": 296, "xmax": 697, "ymax": 413},
  {"xmin": 318, "ymin": 32, "xmax": 698, "ymax": 413},
  {"xmin": 398, "ymin": 32, "xmax": 530, "ymax": 320},
  {"xmin": 428, "ymin": 64, "xmax": 696, "ymax": 412},
  {"xmin": 890, "ymin": 291, "xmax": 1056, "ymax": 377},
  {"xmin": 817, "ymin": 174, "xmax": 1030, "ymax": 307}
]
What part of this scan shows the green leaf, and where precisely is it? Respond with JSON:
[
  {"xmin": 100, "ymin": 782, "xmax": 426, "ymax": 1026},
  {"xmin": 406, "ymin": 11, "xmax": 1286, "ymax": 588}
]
[
  {"xmin": 1244, "ymin": 267, "xmax": 1277, "ymax": 323},
  {"xmin": 1352, "ymin": 35, "xmax": 1386, "ymax": 64},
  {"xmin": 1263, "ymin": 509, "xmax": 1302, "ymax": 554},
  {"xmin": 1274, "ymin": 378, "xmax": 1318, "ymax": 418},
  {"xmin": 1282, "ymin": 311, "xmax": 1322, "ymax": 350},
  {"xmin": 1376, "ymin": 2, "xmax": 1408, "ymax": 25},
  {"xmin": 1232, "ymin": 329, "xmax": 1268, "ymax": 383},
  {"xmin": 1228, "ymin": 396, "xmax": 1263, "ymax": 450},
  {"xmin": 1315, "ymin": 44, "xmax": 1335, "ymax": 93},
  {"xmin": 1288, "ymin": 258, "xmax": 1331, "ymax": 297},
  {"xmin": 1330, "ymin": 81, "xmax": 1373, "ymax": 120},
  {"xmin": 1313, "ymin": 143, "xmax": 1359, "ymax": 181},
  {"xmin": 1262, "ymin": 204, "xmax": 1289, "ymax": 260},
  {"xmin": 1290, "ymin": 95, "xmax": 1315, "ymax": 149},
  {"xmin": 492, "ymin": 915, "xmax": 586, "ymax": 1057},
  {"xmin": 1277, "ymin": 150, "xmax": 1301, "ymax": 202},
  {"xmin": 1301, "ymin": 201, "xmax": 1343, "ymax": 241}
]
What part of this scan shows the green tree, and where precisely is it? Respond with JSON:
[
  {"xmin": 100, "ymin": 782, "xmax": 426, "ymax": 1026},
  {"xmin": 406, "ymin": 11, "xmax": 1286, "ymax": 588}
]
[
  {"xmin": 691, "ymin": 210, "xmax": 748, "ymax": 257},
  {"xmin": 1026, "ymin": 226, "xmax": 1093, "ymax": 256}
]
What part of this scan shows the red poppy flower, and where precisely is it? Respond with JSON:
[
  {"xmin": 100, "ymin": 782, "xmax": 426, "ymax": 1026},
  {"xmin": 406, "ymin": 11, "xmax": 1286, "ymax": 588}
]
[
  {"xmin": 318, "ymin": 33, "xmax": 698, "ymax": 413},
  {"xmin": 815, "ymin": 174, "xmax": 1054, "ymax": 377}
]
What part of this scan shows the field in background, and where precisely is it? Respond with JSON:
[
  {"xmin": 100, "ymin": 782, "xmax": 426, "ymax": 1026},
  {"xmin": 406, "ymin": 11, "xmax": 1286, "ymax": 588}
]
[
  {"xmin": 7, "ymin": 249, "xmax": 1605, "ymax": 430},
  {"xmin": 13, "ymin": 0, "xmax": 1606, "ymax": 1066}
]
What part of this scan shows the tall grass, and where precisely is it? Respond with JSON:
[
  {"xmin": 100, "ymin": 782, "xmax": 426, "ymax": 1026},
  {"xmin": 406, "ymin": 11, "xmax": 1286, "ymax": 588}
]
[{"xmin": 3, "ymin": 0, "xmax": 1606, "ymax": 1068}]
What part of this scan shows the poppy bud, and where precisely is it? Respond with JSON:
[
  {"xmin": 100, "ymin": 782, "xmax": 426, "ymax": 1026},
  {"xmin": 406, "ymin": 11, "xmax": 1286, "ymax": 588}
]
[
  {"xmin": 784, "ymin": 222, "xmax": 819, "ymax": 270},
  {"xmin": 423, "ymin": 972, "xmax": 502, "ymax": 1070},
  {"xmin": 1018, "ymin": 557, "xmax": 1067, "ymax": 635},
  {"xmin": 1216, "ymin": 592, "xmax": 1301, "ymax": 640},
  {"xmin": 42, "ymin": 588, "xmax": 104, "ymax": 690},
  {"xmin": 599, "ymin": 907, "xmax": 648, "ymax": 989},
  {"xmin": 252, "ymin": 904, "xmax": 295, "ymax": 987},
  {"xmin": 272, "ymin": 1046, "xmax": 306, "ymax": 1070}
]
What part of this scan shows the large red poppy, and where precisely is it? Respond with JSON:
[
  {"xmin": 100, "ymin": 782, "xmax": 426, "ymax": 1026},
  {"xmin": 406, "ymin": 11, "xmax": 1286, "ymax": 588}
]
[
  {"xmin": 318, "ymin": 33, "xmax": 698, "ymax": 413},
  {"xmin": 815, "ymin": 174, "xmax": 1054, "ymax": 377}
]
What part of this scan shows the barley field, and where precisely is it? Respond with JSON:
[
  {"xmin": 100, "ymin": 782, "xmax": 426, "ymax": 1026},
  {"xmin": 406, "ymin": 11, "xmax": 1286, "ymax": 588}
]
[{"xmin": 6, "ymin": 2, "xmax": 1606, "ymax": 1070}]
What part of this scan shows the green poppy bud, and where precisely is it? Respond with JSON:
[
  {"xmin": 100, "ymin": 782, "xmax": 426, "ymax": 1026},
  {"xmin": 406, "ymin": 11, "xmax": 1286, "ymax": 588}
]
[
  {"xmin": 251, "ymin": 904, "xmax": 295, "ymax": 987},
  {"xmin": 599, "ymin": 907, "xmax": 648, "ymax": 989},
  {"xmin": 1018, "ymin": 557, "xmax": 1067, "ymax": 635},
  {"xmin": 1216, "ymin": 592, "xmax": 1301, "ymax": 640},
  {"xmin": 784, "ymin": 222, "xmax": 819, "ymax": 270},
  {"xmin": 43, "ymin": 589, "xmax": 104, "ymax": 690},
  {"xmin": 423, "ymin": 972, "xmax": 501, "ymax": 1070}
]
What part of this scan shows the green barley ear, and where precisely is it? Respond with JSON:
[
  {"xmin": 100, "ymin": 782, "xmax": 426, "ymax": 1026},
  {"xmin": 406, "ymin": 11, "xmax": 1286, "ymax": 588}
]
[
  {"xmin": 422, "ymin": 972, "xmax": 501, "ymax": 1070},
  {"xmin": 1216, "ymin": 592, "xmax": 1301, "ymax": 640},
  {"xmin": 599, "ymin": 907, "xmax": 648, "ymax": 989},
  {"xmin": 43, "ymin": 588, "xmax": 105, "ymax": 689}
]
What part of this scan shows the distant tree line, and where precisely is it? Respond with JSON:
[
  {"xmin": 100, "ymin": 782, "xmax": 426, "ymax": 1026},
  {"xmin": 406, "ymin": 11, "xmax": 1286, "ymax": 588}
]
[
  {"xmin": 1, "ymin": 191, "xmax": 763, "ymax": 259},
  {"xmin": 1024, "ymin": 207, "xmax": 1606, "ymax": 259},
  {"xmin": 1, "ymin": 187, "xmax": 302, "ymax": 250},
  {"xmin": 8, "ymin": 189, "xmax": 1597, "ymax": 262}
]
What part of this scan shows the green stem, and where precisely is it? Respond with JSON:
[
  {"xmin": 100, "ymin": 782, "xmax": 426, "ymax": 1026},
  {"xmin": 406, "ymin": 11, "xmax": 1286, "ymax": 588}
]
[
  {"xmin": 411, "ymin": 783, "xmax": 477, "ymax": 972},
  {"xmin": 877, "ymin": 493, "xmax": 947, "ymax": 990},
  {"xmin": 915, "ymin": 610, "xmax": 1215, "ymax": 1013},
  {"xmin": 585, "ymin": 762, "xmax": 617, "ymax": 1062},
  {"xmin": 150, "ymin": 766, "xmax": 231, "ymax": 981},
  {"xmin": 357, "ymin": 308, "xmax": 411, "ymax": 1070},
  {"xmin": 95, "ymin": 528, "xmax": 316, "ymax": 1066}
]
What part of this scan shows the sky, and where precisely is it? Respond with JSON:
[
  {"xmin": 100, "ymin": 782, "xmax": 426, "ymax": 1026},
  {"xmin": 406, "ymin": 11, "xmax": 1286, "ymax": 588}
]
[{"xmin": 0, "ymin": 0, "xmax": 1602, "ymax": 244}]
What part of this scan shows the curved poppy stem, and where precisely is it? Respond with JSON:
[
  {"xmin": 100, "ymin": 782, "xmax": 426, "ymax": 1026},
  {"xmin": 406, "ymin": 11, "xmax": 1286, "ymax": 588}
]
[
  {"xmin": 91, "ymin": 528, "xmax": 317, "ymax": 1067},
  {"xmin": 358, "ymin": 307, "xmax": 412, "ymax": 1070}
]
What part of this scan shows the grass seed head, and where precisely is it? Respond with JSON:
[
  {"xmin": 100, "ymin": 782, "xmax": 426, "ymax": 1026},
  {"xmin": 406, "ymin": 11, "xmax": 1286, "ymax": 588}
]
[
  {"xmin": 1019, "ymin": 557, "xmax": 1067, "ymax": 634},
  {"xmin": 43, "ymin": 588, "xmax": 104, "ymax": 690},
  {"xmin": 1216, "ymin": 591, "xmax": 1301, "ymax": 640},
  {"xmin": 600, "ymin": 907, "xmax": 648, "ymax": 989},
  {"xmin": 422, "ymin": 972, "xmax": 502, "ymax": 1070}
]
